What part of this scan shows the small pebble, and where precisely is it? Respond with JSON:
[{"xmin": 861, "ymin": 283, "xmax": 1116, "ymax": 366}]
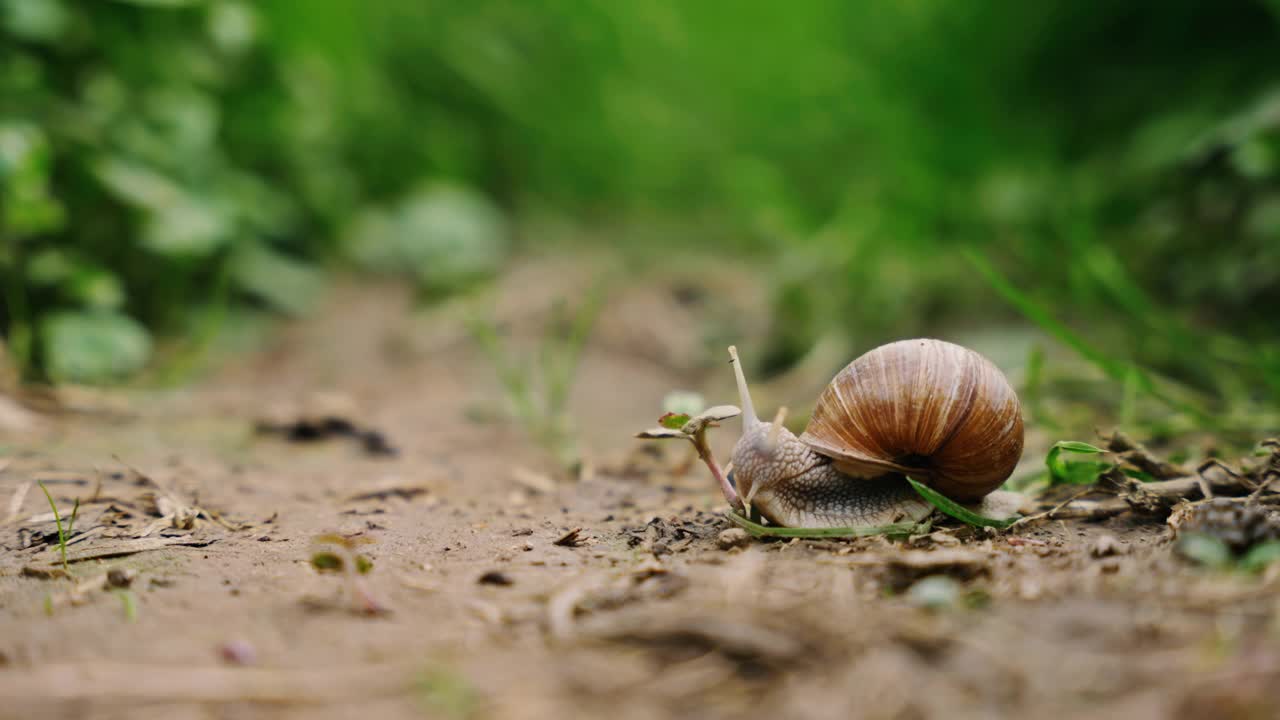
[
  {"xmin": 1091, "ymin": 534, "xmax": 1127, "ymax": 558},
  {"xmin": 477, "ymin": 571, "xmax": 513, "ymax": 586},
  {"xmin": 218, "ymin": 639, "xmax": 257, "ymax": 666},
  {"xmin": 907, "ymin": 575, "xmax": 962, "ymax": 610},
  {"xmin": 106, "ymin": 568, "xmax": 136, "ymax": 588},
  {"xmin": 716, "ymin": 528, "xmax": 751, "ymax": 550}
]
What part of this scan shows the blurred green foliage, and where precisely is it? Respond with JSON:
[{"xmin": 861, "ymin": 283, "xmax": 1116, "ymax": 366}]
[
  {"xmin": 0, "ymin": 0, "xmax": 509, "ymax": 382},
  {"xmin": 2, "ymin": 0, "xmax": 1279, "ymax": 412}
]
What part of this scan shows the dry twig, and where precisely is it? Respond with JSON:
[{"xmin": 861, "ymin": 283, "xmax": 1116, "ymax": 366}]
[{"xmin": 1009, "ymin": 487, "xmax": 1097, "ymax": 529}]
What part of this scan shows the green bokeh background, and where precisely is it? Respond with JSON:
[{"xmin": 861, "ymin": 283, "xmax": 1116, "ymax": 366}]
[{"xmin": 2, "ymin": 0, "xmax": 1279, "ymax": 412}]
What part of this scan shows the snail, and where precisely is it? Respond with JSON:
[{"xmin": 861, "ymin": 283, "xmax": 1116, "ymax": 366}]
[{"xmin": 726, "ymin": 339, "xmax": 1024, "ymax": 528}]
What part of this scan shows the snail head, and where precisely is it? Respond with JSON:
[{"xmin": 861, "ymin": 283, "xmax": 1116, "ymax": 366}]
[{"xmin": 727, "ymin": 347, "xmax": 821, "ymax": 506}]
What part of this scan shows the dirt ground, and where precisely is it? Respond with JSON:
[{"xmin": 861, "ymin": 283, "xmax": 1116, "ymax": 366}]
[{"xmin": 2, "ymin": 257, "xmax": 1278, "ymax": 720}]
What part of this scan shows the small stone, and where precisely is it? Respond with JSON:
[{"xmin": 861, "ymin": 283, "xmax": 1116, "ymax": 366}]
[
  {"xmin": 906, "ymin": 575, "xmax": 962, "ymax": 610},
  {"xmin": 1017, "ymin": 577, "xmax": 1043, "ymax": 600},
  {"xmin": 218, "ymin": 639, "xmax": 257, "ymax": 666},
  {"xmin": 106, "ymin": 568, "xmax": 136, "ymax": 588},
  {"xmin": 477, "ymin": 571, "xmax": 513, "ymax": 586},
  {"xmin": 1091, "ymin": 534, "xmax": 1126, "ymax": 558},
  {"xmin": 717, "ymin": 528, "xmax": 751, "ymax": 550}
]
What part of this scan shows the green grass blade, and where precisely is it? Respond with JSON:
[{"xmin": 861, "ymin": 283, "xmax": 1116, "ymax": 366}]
[
  {"xmin": 906, "ymin": 477, "xmax": 1017, "ymax": 529},
  {"xmin": 725, "ymin": 510, "xmax": 924, "ymax": 538},
  {"xmin": 115, "ymin": 589, "xmax": 138, "ymax": 622},
  {"xmin": 964, "ymin": 249, "xmax": 1129, "ymax": 380},
  {"xmin": 964, "ymin": 248, "xmax": 1214, "ymax": 423},
  {"xmin": 66, "ymin": 496, "xmax": 80, "ymax": 538},
  {"xmin": 36, "ymin": 481, "xmax": 69, "ymax": 572}
]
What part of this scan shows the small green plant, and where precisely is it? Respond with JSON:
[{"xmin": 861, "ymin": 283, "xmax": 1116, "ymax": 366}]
[
  {"xmin": 468, "ymin": 289, "xmax": 604, "ymax": 471},
  {"xmin": 36, "ymin": 481, "xmax": 78, "ymax": 573},
  {"xmin": 637, "ymin": 405, "xmax": 744, "ymax": 512},
  {"xmin": 415, "ymin": 664, "xmax": 482, "ymax": 720},
  {"xmin": 1045, "ymin": 440, "xmax": 1113, "ymax": 486},
  {"xmin": 310, "ymin": 534, "xmax": 386, "ymax": 615}
]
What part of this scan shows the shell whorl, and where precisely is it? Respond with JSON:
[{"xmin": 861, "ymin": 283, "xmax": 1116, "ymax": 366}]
[{"xmin": 799, "ymin": 338, "xmax": 1024, "ymax": 501}]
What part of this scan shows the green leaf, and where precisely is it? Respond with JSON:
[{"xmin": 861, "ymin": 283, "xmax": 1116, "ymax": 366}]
[
  {"xmin": 66, "ymin": 267, "xmax": 126, "ymax": 310},
  {"xmin": 725, "ymin": 509, "xmax": 926, "ymax": 538},
  {"xmin": 92, "ymin": 157, "xmax": 182, "ymax": 210},
  {"xmin": 231, "ymin": 243, "xmax": 324, "ymax": 316},
  {"xmin": 0, "ymin": 122, "xmax": 64, "ymax": 235},
  {"xmin": 2, "ymin": 0, "xmax": 70, "ymax": 42},
  {"xmin": 26, "ymin": 251, "xmax": 125, "ymax": 309},
  {"xmin": 1046, "ymin": 440, "xmax": 1113, "ymax": 486},
  {"xmin": 1176, "ymin": 532, "xmax": 1233, "ymax": 569},
  {"xmin": 1120, "ymin": 468, "xmax": 1156, "ymax": 483},
  {"xmin": 208, "ymin": 1, "xmax": 259, "ymax": 54},
  {"xmin": 659, "ymin": 412, "xmax": 692, "ymax": 429},
  {"xmin": 143, "ymin": 199, "xmax": 233, "ymax": 257},
  {"xmin": 344, "ymin": 184, "xmax": 509, "ymax": 297},
  {"xmin": 41, "ymin": 311, "xmax": 152, "ymax": 383},
  {"xmin": 26, "ymin": 248, "xmax": 74, "ymax": 287},
  {"xmin": 906, "ymin": 477, "xmax": 1017, "ymax": 529},
  {"xmin": 311, "ymin": 551, "xmax": 373, "ymax": 574},
  {"xmin": 1052, "ymin": 441, "xmax": 1106, "ymax": 454},
  {"xmin": 1239, "ymin": 540, "xmax": 1280, "ymax": 573}
]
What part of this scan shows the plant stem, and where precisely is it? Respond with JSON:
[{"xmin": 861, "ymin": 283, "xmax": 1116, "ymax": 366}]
[
  {"xmin": 66, "ymin": 497, "xmax": 80, "ymax": 538},
  {"xmin": 690, "ymin": 426, "xmax": 742, "ymax": 513}
]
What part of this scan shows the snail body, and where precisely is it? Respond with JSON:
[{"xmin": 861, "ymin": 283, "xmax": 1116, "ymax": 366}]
[{"xmin": 728, "ymin": 339, "xmax": 1024, "ymax": 528}]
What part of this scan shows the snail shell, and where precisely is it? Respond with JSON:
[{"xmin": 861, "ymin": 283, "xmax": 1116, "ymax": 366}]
[{"xmin": 800, "ymin": 338, "xmax": 1024, "ymax": 501}]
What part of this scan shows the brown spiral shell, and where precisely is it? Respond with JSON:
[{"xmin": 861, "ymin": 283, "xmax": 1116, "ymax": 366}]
[{"xmin": 799, "ymin": 338, "xmax": 1024, "ymax": 501}]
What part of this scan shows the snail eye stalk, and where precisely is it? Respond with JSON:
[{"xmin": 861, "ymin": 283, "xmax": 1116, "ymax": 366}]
[{"xmin": 728, "ymin": 346, "xmax": 759, "ymax": 431}]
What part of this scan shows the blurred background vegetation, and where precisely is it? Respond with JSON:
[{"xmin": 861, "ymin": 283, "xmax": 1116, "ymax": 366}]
[{"xmin": 2, "ymin": 0, "xmax": 1279, "ymax": 435}]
